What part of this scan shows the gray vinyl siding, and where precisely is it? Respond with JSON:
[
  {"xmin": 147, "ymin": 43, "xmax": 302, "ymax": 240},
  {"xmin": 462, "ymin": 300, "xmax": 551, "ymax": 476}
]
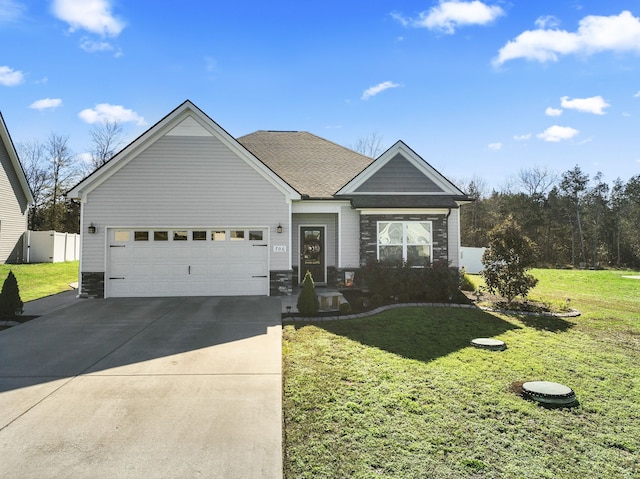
[
  {"xmin": 81, "ymin": 135, "xmax": 290, "ymax": 272},
  {"xmin": 354, "ymin": 153, "xmax": 444, "ymax": 193},
  {"xmin": 339, "ymin": 205, "xmax": 360, "ymax": 268},
  {"xmin": 0, "ymin": 141, "xmax": 29, "ymax": 263},
  {"xmin": 292, "ymin": 213, "xmax": 337, "ymax": 269}
]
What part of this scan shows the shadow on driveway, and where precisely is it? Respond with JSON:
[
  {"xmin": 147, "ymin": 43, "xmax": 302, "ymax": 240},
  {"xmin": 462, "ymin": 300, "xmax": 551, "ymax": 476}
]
[{"xmin": 0, "ymin": 296, "xmax": 283, "ymax": 479}]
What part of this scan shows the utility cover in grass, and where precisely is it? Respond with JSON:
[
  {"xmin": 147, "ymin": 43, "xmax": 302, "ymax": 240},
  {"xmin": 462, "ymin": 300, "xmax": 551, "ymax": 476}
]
[
  {"xmin": 522, "ymin": 381, "xmax": 576, "ymax": 406},
  {"xmin": 470, "ymin": 338, "xmax": 506, "ymax": 351}
]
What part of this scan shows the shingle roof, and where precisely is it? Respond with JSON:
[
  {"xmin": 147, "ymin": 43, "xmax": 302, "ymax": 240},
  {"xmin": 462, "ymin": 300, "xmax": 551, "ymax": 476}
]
[{"xmin": 237, "ymin": 131, "xmax": 374, "ymax": 198}]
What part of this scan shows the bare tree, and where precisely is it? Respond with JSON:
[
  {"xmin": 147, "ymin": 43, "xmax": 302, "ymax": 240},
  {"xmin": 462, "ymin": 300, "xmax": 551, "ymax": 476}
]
[
  {"xmin": 351, "ymin": 131, "xmax": 385, "ymax": 158},
  {"xmin": 17, "ymin": 139, "xmax": 48, "ymax": 229},
  {"xmin": 517, "ymin": 165, "xmax": 558, "ymax": 198},
  {"xmin": 45, "ymin": 133, "xmax": 77, "ymax": 231},
  {"xmin": 89, "ymin": 120, "xmax": 124, "ymax": 170}
]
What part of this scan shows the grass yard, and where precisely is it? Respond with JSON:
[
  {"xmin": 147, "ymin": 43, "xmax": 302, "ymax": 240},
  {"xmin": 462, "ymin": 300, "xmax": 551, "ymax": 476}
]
[
  {"xmin": 283, "ymin": 269, "xmax": 640, "ymax": 478},
  {"xmin": 0, "ymin": 261, "xmax": 79, "ymax": 303}
]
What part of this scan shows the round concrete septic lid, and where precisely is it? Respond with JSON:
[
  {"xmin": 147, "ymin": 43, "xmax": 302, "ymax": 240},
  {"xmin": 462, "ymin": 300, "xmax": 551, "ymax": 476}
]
[
  {"xmin": 522, "ymin": 381, "xmax": 576, "ymax": 405},
  {"xmin": 470, "ymin": 338, "xmax": 507, "ymax": 351}
]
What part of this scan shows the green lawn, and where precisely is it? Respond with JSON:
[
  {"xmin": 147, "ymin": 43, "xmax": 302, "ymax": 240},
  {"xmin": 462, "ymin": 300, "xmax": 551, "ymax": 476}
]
[
  {"xmin": 283, "ymin": 269, "xmax": 640, "ymax": 478},
  {"xmin": 0, "ymin": 261, "xmax": 79, "ymax": 303}
]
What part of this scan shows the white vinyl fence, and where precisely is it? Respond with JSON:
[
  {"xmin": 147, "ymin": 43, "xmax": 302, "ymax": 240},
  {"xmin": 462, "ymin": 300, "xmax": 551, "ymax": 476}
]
[
  {"xmin": 460, "ymin": 247, "xmax": 486, "ymax": 274},
  {"xmin": 24, "ymin": 231, "xmax": 80, "ymax": 263}
]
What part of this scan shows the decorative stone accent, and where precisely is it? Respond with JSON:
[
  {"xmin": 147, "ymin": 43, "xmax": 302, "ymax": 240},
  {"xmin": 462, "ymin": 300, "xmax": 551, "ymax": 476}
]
[
  {"xmin": 359, "ymin": 213, "xmax": 449, "ymax": 266},
  {"xmin": 270, "ymin": 270, "xmax": 293, "ymax": 296},
  {"xmin": 80, "ymin": 272, "xmax": 104, "ymax": 298}
]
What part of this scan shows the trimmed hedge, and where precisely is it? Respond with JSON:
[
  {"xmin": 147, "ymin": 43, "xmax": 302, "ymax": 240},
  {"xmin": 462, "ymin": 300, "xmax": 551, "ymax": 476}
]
[{"xmin": 359, "ymin": 260, "xmax": 460, "ymax": 303}]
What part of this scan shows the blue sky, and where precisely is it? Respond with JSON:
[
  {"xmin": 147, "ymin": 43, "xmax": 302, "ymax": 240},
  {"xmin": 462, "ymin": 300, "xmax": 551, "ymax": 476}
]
[{"xmin": 2, "ymin": 0, "xmax": 640, "ymax": 190}]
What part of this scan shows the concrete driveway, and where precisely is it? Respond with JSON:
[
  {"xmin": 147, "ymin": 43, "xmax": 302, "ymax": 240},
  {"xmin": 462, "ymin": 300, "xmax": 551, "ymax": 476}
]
[{"xmin": 0, "ymin": 296, "xmax": 282, "ymax": 478}]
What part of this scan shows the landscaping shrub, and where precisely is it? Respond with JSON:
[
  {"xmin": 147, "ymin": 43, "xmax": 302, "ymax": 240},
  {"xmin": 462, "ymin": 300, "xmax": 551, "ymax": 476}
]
[
  {"xmin": 297, "ymin": 270, "xmax": 319, "ymax": 316},
  {"xmin": 371, "ymin": 294, "xmax": 384, "ymax": 308},
  {"xmin": 0, "ymin": 270, "xmax": 23, "ymax": 320},
  {"xmin": 460, "ymin": 271, "xmax": 475, "ymax": 291},
  {"xmin": 339, "ymin": 302, "xmax": 352, "ymax": 314},
  {"xmin": 482, "ymin": 216, "xmax": 538, "ymax": 303},
  {"xmin": 361, "ymin": 259, "xmax": 460, "ymax": 303}
]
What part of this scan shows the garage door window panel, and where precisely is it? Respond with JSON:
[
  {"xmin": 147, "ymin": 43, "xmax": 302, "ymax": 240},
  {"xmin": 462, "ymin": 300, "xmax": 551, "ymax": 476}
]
[
  {"xmin": 154, "ymin": 231, "xmax": 168, "ymax": 241},
  {"xmin": 193, "ymin": 231, "xmax": 207, "ymax": 241},
  {"xmin": 135, "ymin": 231, "xmax": 149, "ymax": 241},
  {"xmin": 230, "ymin": 230, "xmax": 245, "ymax": 241},
  {"xmin": 173, "ymin": 231, "xmax": 188, "ymax": 241},
  {"xmin": 114, "ymin": 231, "xmax": 130, "ymax": 242}
]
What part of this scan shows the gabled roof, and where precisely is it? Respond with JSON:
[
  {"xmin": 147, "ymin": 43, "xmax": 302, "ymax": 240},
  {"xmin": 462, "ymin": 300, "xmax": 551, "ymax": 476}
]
[
  {"xmin": 0, "ymin": 111, "xmax": 34, "ymax": 206},
  {"xmin": 237, "ymin": 131, "xmax": 373, "ymax": 199},
  {"xmin": 67, "ymin": 101, "xmax": 300, "ymax": 201},
  {"xmin": 336, "ymin": 140, "xmax": 467, "ymax": 198}
]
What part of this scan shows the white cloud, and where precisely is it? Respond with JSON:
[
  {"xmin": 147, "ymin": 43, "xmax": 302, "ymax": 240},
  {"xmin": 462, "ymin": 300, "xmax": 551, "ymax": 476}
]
[
  {"xmin": 80, "ymin": 38, "xmax": 114, "ymax": 53},
  {"xmin": 535, "ymin": 15, "xmax": 560, "ymax": 29},
  {"xmin": 29, "ymin": 98, "xmax": 63, "ymax": 110},
  {"xmin": 362, "ymin": 81, "xmax": 401, "ymax": 100},
  {"xmin": 634, "ymin": 91, "xmax": 640, "ymax": 98},
  {"xmin": 0, "ymin": 0, "xmax": 25, "ymax": 23},
  {"xmin": 52, "ymin": 0, "xmax": 124, "ymax": 36},
  {"xmin": 405, "ymin": 1, "xmax": 504, "ymax": 34},
  {"xmin": 514, "ymin": 133, "xmax": 532, "ymax": 141},
  {"xmin": 560, "ymin": 95, "xmax": 610, "ymax": 115},
  {"xmin": 494, "ymin": 10, "xmax": 640, "ymax": 65},
  {"xmin": 78, "ymin": 103, "xmax": 145, "ymax": 125},
  {"xmin": 537, "ymin": 125, "xmax": 579, "ymax": 142},
  {"xmin": 488, "ymin": 142, "xmax": 503, "ymax": 150},
  {"xmin": 0, "ymin": 65, "xmax": 24, "ymax": 86},
  {"xmin": 545, "ymin": 107, "xmax": 563, "ymax": 117}
]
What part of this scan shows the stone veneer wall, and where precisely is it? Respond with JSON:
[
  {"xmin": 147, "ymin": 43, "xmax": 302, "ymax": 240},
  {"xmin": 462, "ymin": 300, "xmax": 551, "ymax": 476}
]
[
  {"xmin": 270, "ymin": 270, "xmax": 293, "ymax": 296},
  {"xmin": 359, "ymin": 213, "xmax": 449, "ymax": 266},
  {"xmin": 80, "ymin": 272, "xmax": 105, "ymax": 298},
  {"xmin": 82, "ymin": 271, "xmax": 291, "ymax": 298}
]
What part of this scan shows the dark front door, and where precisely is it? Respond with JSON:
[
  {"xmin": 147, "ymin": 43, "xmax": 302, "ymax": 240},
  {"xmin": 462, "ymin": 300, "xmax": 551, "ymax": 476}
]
[{"xmin": 300, "ymin": 226, "xmax": 325, "ymax": 284}]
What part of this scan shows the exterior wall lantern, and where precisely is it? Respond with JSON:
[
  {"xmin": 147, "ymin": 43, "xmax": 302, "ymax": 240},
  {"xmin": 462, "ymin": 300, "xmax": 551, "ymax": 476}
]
[
  {"xmin": 276, "ymin": 224, "xmax": 283, "ymax": 234},
  {"xmin": 88, "ymin": 223, "xmax": 97, "ymax": 234}
]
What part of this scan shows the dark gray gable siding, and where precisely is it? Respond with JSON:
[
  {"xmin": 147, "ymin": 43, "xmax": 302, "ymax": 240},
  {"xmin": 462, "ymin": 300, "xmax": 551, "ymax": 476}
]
[{"xmin": 354, "ymin": 153, "xmax": 444, "ymax": 193}]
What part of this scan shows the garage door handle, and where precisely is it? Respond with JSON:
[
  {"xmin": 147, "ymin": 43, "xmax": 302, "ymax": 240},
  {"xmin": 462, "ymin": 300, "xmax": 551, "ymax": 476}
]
[
  {"xmin": 109, "ymin": 245, "xmax": 126, "ymax": 248},
  {"xmin": 109, "ymin": 277, "xmax": 125, "ymax": 280},
  {"xmin": 252, "ymin": 275, "xmax": 268, "ymax": 278},
  {"xmin": 253, "ymin": 244, "xmax": 268, "ymax": 247}
]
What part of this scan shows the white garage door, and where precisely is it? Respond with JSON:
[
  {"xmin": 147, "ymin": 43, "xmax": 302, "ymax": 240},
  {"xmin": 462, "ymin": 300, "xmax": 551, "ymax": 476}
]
[{"xmin": 107, "ymin": 228, "xmax": 269, "ymax": 297}]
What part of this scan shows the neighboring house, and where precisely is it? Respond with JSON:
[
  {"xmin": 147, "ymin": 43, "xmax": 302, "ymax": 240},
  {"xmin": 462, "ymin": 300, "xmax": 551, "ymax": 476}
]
[
  {"xmin": 0, "ymin": 112, "xmax": 33, "ymax": 264},
  {"xmin": 67, "ymin": 101, "xmax": 471, "ymax": 298}
]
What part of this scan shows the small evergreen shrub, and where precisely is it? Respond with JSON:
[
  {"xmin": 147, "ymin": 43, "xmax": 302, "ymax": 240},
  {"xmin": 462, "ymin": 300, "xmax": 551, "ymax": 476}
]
[
  {"xmin": 297, "ymin": 270, "xmax": 319, "ymax": 316},
  {"xmin": 0, "ymin": 271, "xmax": 23, "ymax": 320}
]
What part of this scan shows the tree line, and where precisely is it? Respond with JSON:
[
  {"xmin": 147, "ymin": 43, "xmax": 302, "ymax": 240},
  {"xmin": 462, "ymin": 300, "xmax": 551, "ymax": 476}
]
[
  {"xmin": 17, "ymin": 121, "xmax": 124, "ymax": 233},
  {"xmin": 460, "ymin": 165, "xmax": 640, "ymax": 269}
]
